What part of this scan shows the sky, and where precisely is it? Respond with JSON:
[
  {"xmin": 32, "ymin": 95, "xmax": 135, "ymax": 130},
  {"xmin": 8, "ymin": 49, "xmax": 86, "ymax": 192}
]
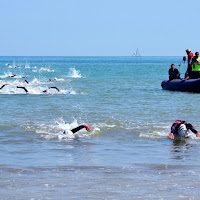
[{"xmin": 0, "ymin": 0, "xmax": 200, "ymax": 56}]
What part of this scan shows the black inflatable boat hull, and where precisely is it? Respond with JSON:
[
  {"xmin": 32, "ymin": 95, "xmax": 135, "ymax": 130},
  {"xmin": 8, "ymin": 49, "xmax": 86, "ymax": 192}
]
[{"xmin": 161, "ymin": 79, "xmax": 200, "ymax": 93}]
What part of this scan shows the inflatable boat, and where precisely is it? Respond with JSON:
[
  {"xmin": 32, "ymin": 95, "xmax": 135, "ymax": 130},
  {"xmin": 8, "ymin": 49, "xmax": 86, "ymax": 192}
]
[{"xmin": 161, "ymin": 79, "xmax": 200, "ymax": 93}]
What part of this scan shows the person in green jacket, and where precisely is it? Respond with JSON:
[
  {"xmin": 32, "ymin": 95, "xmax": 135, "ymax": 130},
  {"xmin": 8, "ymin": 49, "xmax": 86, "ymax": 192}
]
[{"xmin": 191, "ymin": 52, "xmax": 200, "ymax": 79}]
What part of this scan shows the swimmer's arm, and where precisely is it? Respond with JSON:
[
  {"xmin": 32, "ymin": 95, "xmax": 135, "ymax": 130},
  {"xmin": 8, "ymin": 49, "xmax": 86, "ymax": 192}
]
[
  {"xmin": 0, "ymin": 83, "xmax": 9, "ymax": 90},
  {"xmin": 71, "ymin": 125, "xmax": 92, "ymax": 134},
  {"xmin": 23, "ymin": 80, "xmax": 29, "ymax": 84},
  {"xmin": 170, "ymin": 123, "xmax": 177, "ymax": 134},
  {"xmin": 169, "ymin": 123, "xmax": 178, "ymax": 139},
  {"xmin": 186, "ymin": 123, "xmax": 199, "ymax": 137},
  {"xmin": 17, "ymin": 86, "xmax": 28, "ymax": 93},
  {"xmin": 49, "ymin": 87, "xmax": 60, "ymax": 92},
  {"xmin": 42, "ymin": 89, "xmax": 48, "ymax": 93}
]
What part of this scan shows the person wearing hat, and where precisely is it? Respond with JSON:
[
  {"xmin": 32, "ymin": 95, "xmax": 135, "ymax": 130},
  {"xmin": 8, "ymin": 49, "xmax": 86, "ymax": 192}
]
[
  {"xmin": 185, "ymin": 49, "xmax": 194, "ymax": 79},
  {"xmin": 169, "ymin": 119, "xmax": 200, "ymax": 139}
]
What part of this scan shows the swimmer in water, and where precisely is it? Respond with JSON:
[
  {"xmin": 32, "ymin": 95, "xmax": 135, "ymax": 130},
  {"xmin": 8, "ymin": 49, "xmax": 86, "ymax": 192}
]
[
  {"xmin": 42, "ymin": 87, "xmax": 60, "ymax": 93},
  {"xmin": 63, "ymin": 125, "xmax": 92, "ymax": 135},
  {"xmin": 17, "ymin": 86, "xmax": 28, "ymax": 93},
  {"xmin": 42, "ymin": 89, "xmax": 48, "ymax": 93},
  {"xmin": 169, "ymin": 119, "xmax": 200, "ymax": 139},
  {"xmin": 8, "ymin": 74, "xmax": 17, "ymax": 78},
  {"xmin": 23, "ymin": 80, "xmax": 29, "ymax": 84},
  {"xmin": 47, "ymin": 78, "xmax": 57, "ymax": 82},
  {"xmin": 0, "ymin": 83, "xmax": 9, "ymax": 90},
  {"xmin": 49, "ymin": 87, "xmax": 60, "ymax": 92}
]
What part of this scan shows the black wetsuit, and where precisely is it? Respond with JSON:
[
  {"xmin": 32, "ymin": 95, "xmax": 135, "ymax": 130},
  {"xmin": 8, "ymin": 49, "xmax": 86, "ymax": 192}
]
[
  {"xmin": 0, "ymin": 84, "xmax": 7, "ymax": 90},
  {"xmin": 17, "ymin": 86, "xmax": 28, "ymax": 93},
  {"xmin": 24, "ymin": 80, "xmax": 29, "ymax": 84},
  {"xmin": 169, "ymin": 68, "xmax": 180, "ymax": 80},
  {"xmin": 42, "ymin": 89, "xmax": 48, "ymax": 93},
  {"xmin": 171, "ymin": 121, "xmax": 198, "ymax": 135},
  {"xmin": 8, "ymin": 74, "xmax": 16, "ymax": 78},
  {"xmin": 49, "ymin": 87, "xmax": 60, "ymax": 92},
  {"xmin": 70, "ymin": 125, "xmax": 86, "ymax": 134}
]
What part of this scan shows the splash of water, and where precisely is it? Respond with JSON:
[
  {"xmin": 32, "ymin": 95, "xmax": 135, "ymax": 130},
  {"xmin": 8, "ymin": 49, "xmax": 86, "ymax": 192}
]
[
  {"xmin": 68, "ymin": 67, "xmax": 82, "ymax": 78},
  {"xmin": 23, "ymin": 118, "xmax": 94, "ymax": 140}
]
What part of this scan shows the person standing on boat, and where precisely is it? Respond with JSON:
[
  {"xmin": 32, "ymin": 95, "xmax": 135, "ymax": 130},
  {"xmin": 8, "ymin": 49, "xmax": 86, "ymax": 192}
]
[
  {"xmin": 185, "ymin": 49, "xmax": 194, "ymax": 79},
  {"xmin": 169, "ymin": 64, "xmax": 180, "ymax": 80},
  {"xmin": 169, "ymin": 119, "xmax": 200, "ymax": 139},
  {"xmin": 190, "ymin": 52, "xmax": 200, "ymax": 79}
]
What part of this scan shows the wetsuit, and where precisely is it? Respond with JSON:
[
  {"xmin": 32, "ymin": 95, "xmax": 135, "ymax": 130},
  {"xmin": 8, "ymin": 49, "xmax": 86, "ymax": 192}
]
[
  {"xmin": 17, "ymin": 86, "xmax": 28, "ymax": 93},
  {"xmin": 63, "ymin": 125, "xmax": 91, "ymax": 134},
  {"xmin": 42, "ymin": 87, "xmax": 59, "ymax": 93},
  {"xmin": 171, "ymin": 120, "xmax": 198, "ymax": 135},
  {"xmin": 42, "ymin": 89, "xmax": 48, "ymax": 93},
  {"xmin": 70, "ymin": 125, "xmax": 86, "ymax": 133},
  {"xmin": 0, "ymin": 84, "xmax": 8, "ymax": 90},
  {"xmin": 49, "ymin": 87, "xmax": 60, "ymax": 92},
  {"xmin": 169, "ymin": 68, "xmax": 180, "ymax": 80},
  {"xmin": 23, "ymin": 80, "xmax": 29, "ymax": 84},
  {"xmin": 8, "ymin": 74, "xmax": 17, "ymax": 78}
]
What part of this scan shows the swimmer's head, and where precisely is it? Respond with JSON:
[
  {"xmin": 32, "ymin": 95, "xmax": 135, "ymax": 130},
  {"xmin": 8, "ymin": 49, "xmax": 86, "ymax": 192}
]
[{"xmin": 178, "ymin": 124, "xmax": 187, "ymax": 137}]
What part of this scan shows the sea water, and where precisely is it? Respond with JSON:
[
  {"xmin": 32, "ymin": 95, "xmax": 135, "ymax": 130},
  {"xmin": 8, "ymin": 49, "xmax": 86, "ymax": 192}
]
[{"xmin": 0, "ymin": 56, "xmax": 200, "ymax": 199}]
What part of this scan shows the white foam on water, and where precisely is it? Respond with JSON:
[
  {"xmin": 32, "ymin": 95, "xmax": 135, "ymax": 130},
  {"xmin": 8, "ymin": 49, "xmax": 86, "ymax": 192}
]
[
  {"xmin": 39, "ymin": 68, "xmax": 55, "ymax": 72},
  {"xmin": 55, "ymin": 118, "xmax": 78, "ymax": 129},
  {"xmin": 139, "ymin": 125, "xmax": 170, "ymax": 139},
  {"xmin": 53, "ymin": 77, "xmax": 64, "ymax": 82},
  {"xmin": 0, "ymin": 72, "xmax": 15, "ymax": 78},
  {"xmin": 65, "ymin": 89, "xmax": 76, "ymax": 95},
  {"xmin": 24, "ymin": 63, "xmax": 30, "ymax": 68},
  {"xmin": 46, "ymin": 77, "xmax": 65, "ymax": 83},
  {"xmin": 32, "ymin": 67, "xmax": 54, "ymax": 73},
  {"xmin": 30, "ymin": 78, "xmax": 41, "ymax": 85},
  {"xmin": 0, "ymin": 79, "xmax": 77, "ymax": 95},
  {"xmin": 58, "ymin": 132, "xmax": 79, "ymax": 140},
  {"xmin": 8, "ymin": 66, "xmax": 14, "ymax": 69},
  {"xmin": 67, "ymin": 67, "xmax": 82, "ymax": 78},
  {"xmin": 23, "ymin": 118, "xmax": 95, "ymax": 140},
  {"xmin": 139, "ymin": 124, "xmax": 200, "ymax": 140}
]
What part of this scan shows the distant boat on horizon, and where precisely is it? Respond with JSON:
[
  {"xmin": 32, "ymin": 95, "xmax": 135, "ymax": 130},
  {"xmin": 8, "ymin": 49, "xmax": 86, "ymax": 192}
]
[{"xmin": 132, "ymin": 48, "xmax": 141, "ymax": 56}]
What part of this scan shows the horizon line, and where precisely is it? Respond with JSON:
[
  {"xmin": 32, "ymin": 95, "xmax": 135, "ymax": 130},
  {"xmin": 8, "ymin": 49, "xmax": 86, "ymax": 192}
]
[{"xmin": 0, "ymin": 55, "xmax": 185, "ymax": 57}]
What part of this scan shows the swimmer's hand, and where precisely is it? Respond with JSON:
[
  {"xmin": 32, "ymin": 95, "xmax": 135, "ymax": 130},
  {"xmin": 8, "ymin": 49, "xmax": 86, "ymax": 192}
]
[
  {"xmin": 196, "ymin": 132, "xmax": 200, "ymax": 138},
  {"xmin": 84, "ymin": 125, "xmax": 92, "ymax": 132},
  {"xmin": 169, "ymin": 133, "xmax": 174, "ymax": 139}
]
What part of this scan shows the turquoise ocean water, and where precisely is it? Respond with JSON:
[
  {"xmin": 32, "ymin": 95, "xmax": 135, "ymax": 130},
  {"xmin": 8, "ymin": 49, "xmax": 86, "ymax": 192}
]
[{"xmin": 0, "ymin": 56, "xmax": 200, "ymax": 199}]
